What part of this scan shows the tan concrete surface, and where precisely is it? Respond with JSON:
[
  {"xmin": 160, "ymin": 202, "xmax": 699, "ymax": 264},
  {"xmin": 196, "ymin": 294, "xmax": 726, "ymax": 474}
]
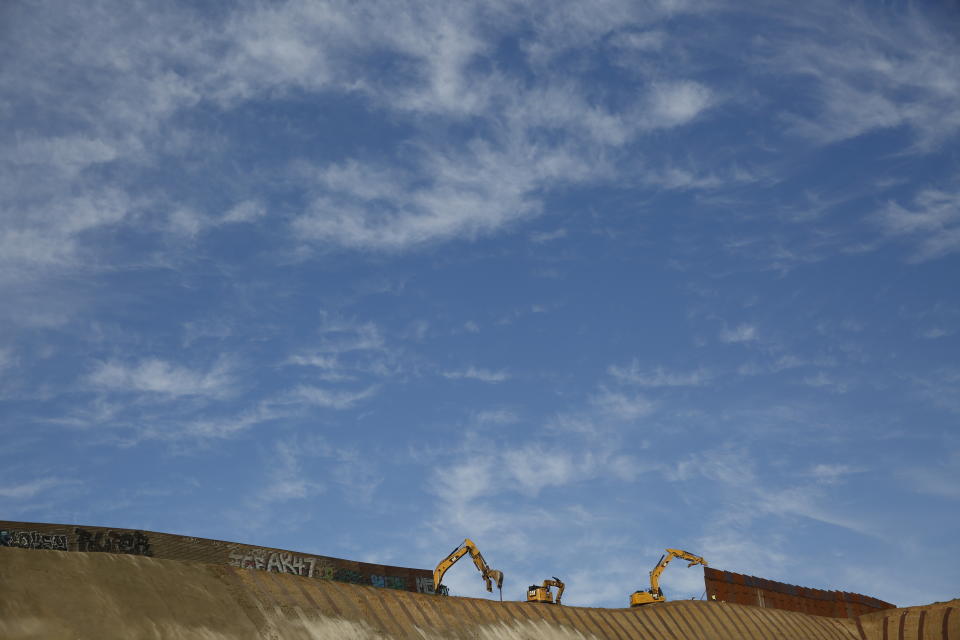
[{"xmin": 1, "ymin": 546, "xmax": 956, "ymax": 639}]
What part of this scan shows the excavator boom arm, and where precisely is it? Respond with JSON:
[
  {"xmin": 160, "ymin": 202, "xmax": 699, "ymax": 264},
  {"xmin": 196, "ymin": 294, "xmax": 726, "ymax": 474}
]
[
  {"xmin": 433, "ymin": 539, "xmax": 503, "ymax": 595},
  {"xmin": 649, "ymin": 548, "xmax": 707, "ymax": 594},
  {"xmin": 433, "ymin": 545, "xmax": 470, "ymax": 593},
  {"xmin": 545, "ymin": 578, "xmax": 565, "ymax": 605},
  {"xmin": 665, "ymin": 548, "xmax": 708, "ymax": 568}
]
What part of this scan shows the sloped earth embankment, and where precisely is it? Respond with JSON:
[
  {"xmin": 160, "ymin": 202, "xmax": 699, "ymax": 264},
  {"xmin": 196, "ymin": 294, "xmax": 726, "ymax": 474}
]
[{"xmin": 1, "ymin": 547, "xmax": 956, "ymax": 639}]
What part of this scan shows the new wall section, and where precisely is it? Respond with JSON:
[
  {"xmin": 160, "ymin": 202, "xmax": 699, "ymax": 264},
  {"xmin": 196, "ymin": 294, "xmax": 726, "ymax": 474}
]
[{"xmin": 704, "ymin": 566, "xmax": 895, "ymax": 618}]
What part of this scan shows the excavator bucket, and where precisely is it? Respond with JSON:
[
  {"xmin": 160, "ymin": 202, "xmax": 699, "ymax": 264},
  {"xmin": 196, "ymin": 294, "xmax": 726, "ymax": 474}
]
[{"xmin": 488, "ymin": 570, "xmax": 504, "ymax": 590}]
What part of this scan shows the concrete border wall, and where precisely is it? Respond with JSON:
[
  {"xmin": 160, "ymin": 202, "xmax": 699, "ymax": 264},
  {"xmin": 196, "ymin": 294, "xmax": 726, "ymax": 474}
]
[
  {"xmin": 0, "ymin": 519, "xmax": 434, "ymax": 594},
  {"xmin": 705, "ymin": 567, "xmax": 895, "ymax": 618}
]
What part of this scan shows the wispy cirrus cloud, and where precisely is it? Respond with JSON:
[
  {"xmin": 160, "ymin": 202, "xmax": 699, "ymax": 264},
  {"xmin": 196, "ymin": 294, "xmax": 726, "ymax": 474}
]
[
  {"xmin": 0, "ymin": 0, "xmax": 729, "ymax": 278},
  {"xmin": 441, "ymin": 366, "xmax": 509, "ymax": 383},
  {"xmin": 765, "ymin": 4, "xmax": 960, "ymax": 148},
  {"xmin": 0, "ymin": 477, "xmax": 67, "ymax": 499},
  {"xmin": 719, "ymin": 323, "xmax": 758, "ymax": 344},
  {"xmin": 875, "ymin": 187, "xmax": 960, "ymax": 262},
  {"xmin": 290, "ymin": 137, "xmax": 603, "ymax": 251},
  {"xmin": 668, "ymin": 447, "xmax": 885, "ymax": 541},
  {"xmin": 0, "ymin": 347, "xmax": 15, "ymax": 372},
  {"xmin": 290, "ymin": 385, "xmax": 378, "ymax": 409},
  {"xmin": 428, "ymin": 436, "xmax": 643, "ymax": 539},
  {"xmin": 807, "ymin": 463, "xmax": 864, "ymax": 484},
  {"xmin": 472, "ymin": 409, "xmax": 519, "ymax": 425},
  {"xmin": 589, "ymin": 388, "xmax": 654, "ymax": 421},
  {"xmin": 530, "ymin": 228, "xmax": 568, "ymax": 244},
  {"xmin": 608, "ymin": 361, "xmax": 710, "ymax": 387},
  {"xmin": 802, "ymin": 371, "xmax": 849, "ymax": 393},
  {"xmin": 87, "ymin": 358, "xmax": 235, "ymax": 398},
  {"xmin": 901, "ymin": 451, "xmax": 960, "ymax": 500}
]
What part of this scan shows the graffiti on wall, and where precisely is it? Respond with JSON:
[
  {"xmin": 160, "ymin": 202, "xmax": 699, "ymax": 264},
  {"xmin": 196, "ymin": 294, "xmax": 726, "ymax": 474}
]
[
  {"xmin": 0, "ymin": 521, "xmax": 434, "ymax": 594},
  {"xmin": 0, "ymin": 529, "xmax": 68, "ymax": 551},
  {"xmin": 371, "ymin": 575, "xmax": 407, "ymax": 590},
  {"xmin": 416, "ymin": 576, "xmax": 436, "ymax": 594},
  {"xmin": 75, "ymin": 528, "xmax": 152, "ymax": 556},
  {"xmin": 228, "ymin": 550, "xmax": 318, "ymax": 577},
  {"xmin": 312, "ymin": 564, "xmax": 365, "ymax": 584},
  {"xmin": 228, "ymin": 551, "xmax": 409, "ymax": 591}
]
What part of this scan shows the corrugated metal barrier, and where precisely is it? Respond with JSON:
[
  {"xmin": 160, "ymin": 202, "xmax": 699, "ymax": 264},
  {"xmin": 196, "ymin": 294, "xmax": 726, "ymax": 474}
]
[{"xmin": 704, "ymin": 567, "xmax": 896, "ymax": 618}]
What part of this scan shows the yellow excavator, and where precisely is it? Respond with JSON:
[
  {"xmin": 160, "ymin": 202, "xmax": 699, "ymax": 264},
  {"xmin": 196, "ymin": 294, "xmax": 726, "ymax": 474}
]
[
  {"xmin": 630, "ymin": 548, "xmax": 707, "ymax": 607},
  {"xmin": 526, "ymin": 577, "xmax": 565, "ymax": 605},
  {"xmin": 433, "ymin": 539, "xmax": 504, "ymax": 600}
]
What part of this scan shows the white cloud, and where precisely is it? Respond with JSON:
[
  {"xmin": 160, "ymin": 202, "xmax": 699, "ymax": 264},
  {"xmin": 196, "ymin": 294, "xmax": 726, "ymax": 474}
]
[
  {"xmin": 0, "ymin": 347, "xmax": 15, "ymax": 372},
  {"xmin": 253, "ymin": 439, "xmax": 325, "ymax": 505},
  {"xmin": 802, "ymin": 371, "xmax": 848, "ymax": 393},
  {"xmin": 430, "ymin": 434, "xmax": 649, "ymax": 511},
  {"xmin": 433, "ymin": 457, "xmax": 496, "ymax": 504},
  {"xmin": 291, "ymin": 385, "xmax": 377, "ymax": 409},
  {"xmin": 767, "ymin": 6, "xmax": 960, "ymax": 148},
  {"xmin": 807, "ymin": 463, "xmax": 864, "ymax": 484},
  {"xmin": 473, "ymin": 409, "xmax": 519, "ymax": 425},
  {"xmin": 287, "ymin": 354, "xmax": 339, "ymax": 369},
  {"xmin": 590, "ymin": 388, "xmax": 654, "ymax": 420},
  {"xmin": 328, "ymin": 447, "xmax": 384, "ymax": 504},
  {"xmin": 544, "ymin": 413, "xmax": 602, "ymax": 437},
  {"xmin": 611, "ymin": 30, "xmax": 667, "ymax": 52},
  {"xmin": 285, "ymin": 353, "xmax": 354, "ymax": 382},
  {"xmin": 422, "ymin": 437, "xmax": 655, "ymax": 582},
  {"xmin": 502, "ymin": 446, "xmax": 578, "ymax": 497},
  {"xmin": 757, "ymin": 485, "xmax": 883, "ymax": 539},
  {"xmin": 222, "ymin": 199, "xmax": 266, "ymax": 223},
  {"xmin": 168, "ymin": 208, "xmax": 206, "ymax": 237},
  {"xmin": 13, "ymin": 135, "xmax": 120, "ymax": 173},
  {"xmin": 0, "ymin": 189, "xmax": 131, "ymax": 277},
  {"xmin": 520, "ymin": 0, "xmax": 695, "ymax": 66},
  {"xmin": 648, "ymin": 81, "xmax": 713, "ymax": 128},
  {"xmin": 316, "ymin": 320, "xmax": 385, "ymax": 354},
  {"xmin": 901, "ymin": 451, "xmax": 960, "ymax": 499},
  {"xmin": 737, "ymin": 353, "xmax": 837, "ymax": 376},
  {"xmin": 291, "ymin": 139, "xmax": 598, "ymax": 251},
  {"xmin": 875, "ymin": 188, "xmax": 960, "ymax": 261},
  {"xmin": 608, "ymin": 361, "xmax": 709, "ymax": 387},
  {"xmin": 0, "ymin": 477, "xmax": 64, "ymax": 499},
  {"xmin": 671, "ymin": 447, "xmax": 885, "ymax": 540},
  {"xmin": 176, "ymin": 402, "xmax": 290, "ymax": 440},
  {"xmin": 697, "ymin": 528, "xmax": 790, "ymax": 581},
  {"xmin": 442, "ymin": 366, "xmax": 509, "ymax": 383},
  {"xmin": 719, "ymin": 323, "xmax": 757, "ymax": 343},
  {"xmin": 669, "ymin": 448, "xmax": 757, "ymax": 487},
  {"xmin": 88, "ymin": 358, "xmax": 234, "ymax": 398},
  {"xmin": 530, "ymin": 228, "xmax": 568, "ymax": 244},
  {"xmin": 0, "ymin": 0, "xmax": 729, "ymax": 274}
]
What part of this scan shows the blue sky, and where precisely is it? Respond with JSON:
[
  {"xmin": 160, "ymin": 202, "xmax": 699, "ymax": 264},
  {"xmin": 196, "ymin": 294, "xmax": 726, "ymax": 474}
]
[{"xmin": 1, "ymin": 0, "xmax": 958, "ymax": 608}]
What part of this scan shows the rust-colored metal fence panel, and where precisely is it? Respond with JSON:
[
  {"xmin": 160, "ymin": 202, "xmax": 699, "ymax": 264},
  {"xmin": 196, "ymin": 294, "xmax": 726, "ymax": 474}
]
[{"xmin": 704, "ymin": 567, "xmax": 895, "ymax": 619}]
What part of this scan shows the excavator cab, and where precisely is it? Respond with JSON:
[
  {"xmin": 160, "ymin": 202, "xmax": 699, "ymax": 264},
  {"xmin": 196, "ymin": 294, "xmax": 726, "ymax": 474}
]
[
  {"xmin": 526, "ymin": 577, "xmax": 564, "ymax": 604},
  {"xmin": 630, "ymin": 548, "xmax": 707, "ymax": 607}
]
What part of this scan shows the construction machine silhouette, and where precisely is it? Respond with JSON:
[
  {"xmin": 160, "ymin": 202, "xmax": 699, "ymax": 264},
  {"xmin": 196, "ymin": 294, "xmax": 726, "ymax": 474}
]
[
  {"xmin": 526, "ymin": 577, "xmax": 565, "ymax": 604},
  {"xmin": 630, "ymin": 548, "xmax": 708, "ymax": 606},
  {"xmin": 433, "ymin": 539, "xmax": 503, "ymax": 600}
]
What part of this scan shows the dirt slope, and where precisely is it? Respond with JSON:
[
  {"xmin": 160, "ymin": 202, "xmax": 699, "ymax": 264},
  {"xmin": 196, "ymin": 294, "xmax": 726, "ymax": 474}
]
[{"xmin": 2, "ymin": 547, "xmax": 956, "ymax": 639}]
